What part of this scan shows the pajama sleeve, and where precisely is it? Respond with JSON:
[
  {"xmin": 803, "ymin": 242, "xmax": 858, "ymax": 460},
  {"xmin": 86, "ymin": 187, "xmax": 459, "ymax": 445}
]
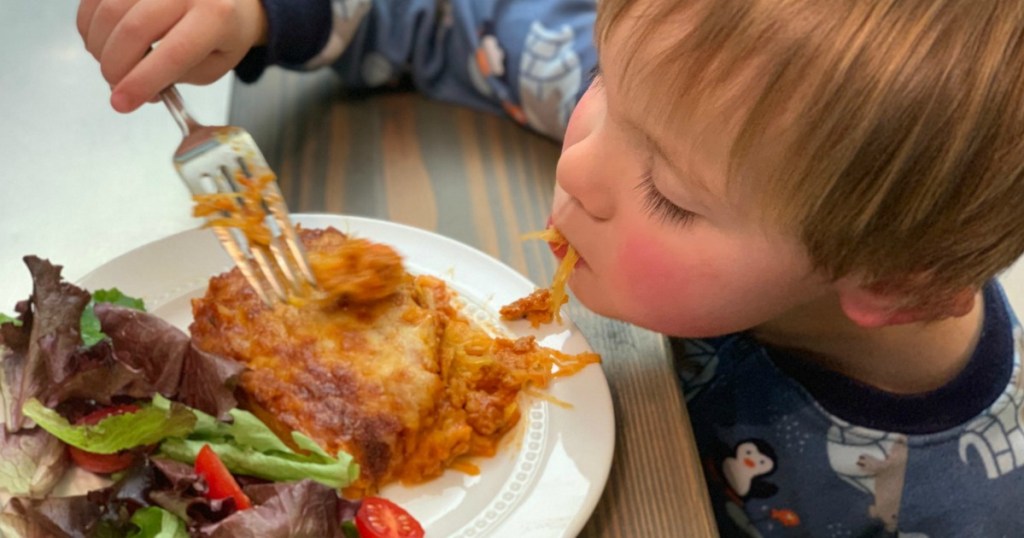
[{"xmin": 236, "ymin": 0, "xmax": 597, "ymax": 140}]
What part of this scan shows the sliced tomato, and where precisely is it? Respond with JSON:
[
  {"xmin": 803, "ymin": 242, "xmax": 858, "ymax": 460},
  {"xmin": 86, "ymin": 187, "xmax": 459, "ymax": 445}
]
[
  {"xmin": 194, "ymin": 444, "xmax": 252, "ymax": 510},
  {"xmin": 355, "ymin": 497, "xmax": 425, "ymax": 538},
  {"xmin": 67, "ymin": 404, "xmax": 140, "ymax": 474}
]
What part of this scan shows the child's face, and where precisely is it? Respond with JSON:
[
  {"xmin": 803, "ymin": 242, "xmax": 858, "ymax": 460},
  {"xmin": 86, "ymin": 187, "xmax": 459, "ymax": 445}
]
[{"xmin": 551, "ymin": 11, "xmax": 832, "ymax": 337}]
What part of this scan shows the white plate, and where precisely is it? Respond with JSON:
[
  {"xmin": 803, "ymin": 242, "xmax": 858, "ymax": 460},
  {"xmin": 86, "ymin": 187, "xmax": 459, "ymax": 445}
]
[{"xmin": 76, "ymin": 214, "xmax": 615, "ymax": 538}]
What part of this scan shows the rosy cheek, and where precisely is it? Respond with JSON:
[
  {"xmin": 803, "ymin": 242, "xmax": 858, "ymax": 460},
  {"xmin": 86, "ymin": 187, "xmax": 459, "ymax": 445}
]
[
  {"xmin": 610, "ymin": 232, "xmax": 731, "ymax": 335},
  {"xmin": 614, "ymin": 234, "xmax": 688, "ymax": 305}
]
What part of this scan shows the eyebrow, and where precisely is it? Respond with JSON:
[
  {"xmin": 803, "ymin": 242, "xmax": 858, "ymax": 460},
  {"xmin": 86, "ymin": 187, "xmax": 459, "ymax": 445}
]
[{"xmin": 618, "ymin": 111, "xmax": 716, "ymax": 199}]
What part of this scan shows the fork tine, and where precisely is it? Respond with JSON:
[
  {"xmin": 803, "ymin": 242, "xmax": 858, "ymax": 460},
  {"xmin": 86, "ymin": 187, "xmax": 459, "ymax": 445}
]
[
  {"xmin": 266, "ymin": 234, "xmax": 304, "ymax": 294},
  {"xmin": 233, "ymin": 159, "xmax": 313, "ymax": 298},
  {"xmin": 192, "ymin": 166, "xmax": 296, "ymax": 304},
  {"xmin": 250, "ymin": 242, "xmax": 290, "ymax": 302},
  {"xmin": 263, "ymin": 181, "xmax": 317, "ymax": 288},
  {"xmin": 230, "ymin": 161, "xmax": 314, "ymax": 302},
  {"xmin": 212, "ymin": 226, "xmax": 275, "ymax": 304},
  {"xmin": 163, "ymin": 85, "xmax": 316, "ymax": 305}
]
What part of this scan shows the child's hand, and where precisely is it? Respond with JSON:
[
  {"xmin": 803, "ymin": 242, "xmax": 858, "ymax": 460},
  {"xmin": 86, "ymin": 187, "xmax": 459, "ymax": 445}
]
[{"xmin": 77, "ymin": 0, "xmax": 268, "ymax": 113}]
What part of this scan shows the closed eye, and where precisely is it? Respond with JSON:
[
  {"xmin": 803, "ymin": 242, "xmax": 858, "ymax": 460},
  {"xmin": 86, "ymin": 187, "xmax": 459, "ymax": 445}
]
[{"xmin": 636, "ymin": 172, "xmax": 697, "ymax": 227}]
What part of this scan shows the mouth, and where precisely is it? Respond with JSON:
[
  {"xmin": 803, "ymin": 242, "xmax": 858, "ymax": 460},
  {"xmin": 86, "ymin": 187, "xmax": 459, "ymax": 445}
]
[
  {"xmin": 550, "ymin": 240, "xmax": 570, "ymax": 260},
  {"xmin": 545, "ymin": 217, "xmax": 584, "ymax": 267}
]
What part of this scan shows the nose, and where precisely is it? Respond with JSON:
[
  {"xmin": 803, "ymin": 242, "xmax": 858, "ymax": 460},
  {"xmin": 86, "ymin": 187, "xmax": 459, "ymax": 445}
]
[
  {"xmin": 555, "ymin": 148, "xmax": 615, "ymax": 221},
  {"xmin": 555, "ymin": 92, "xmax": 617, "ymax": 221}
]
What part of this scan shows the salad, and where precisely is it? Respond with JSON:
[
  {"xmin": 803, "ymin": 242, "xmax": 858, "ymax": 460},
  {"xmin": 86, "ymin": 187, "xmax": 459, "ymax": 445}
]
[{"xmin": 0, "ymin": 256, "xmax": 425, "ymax": 538}]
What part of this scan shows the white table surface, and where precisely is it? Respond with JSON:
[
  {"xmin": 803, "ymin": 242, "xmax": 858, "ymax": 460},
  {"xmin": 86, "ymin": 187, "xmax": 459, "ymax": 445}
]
[{"xmin": 1, "ymin": 1, "xmax": 1021, "ymax": 319}]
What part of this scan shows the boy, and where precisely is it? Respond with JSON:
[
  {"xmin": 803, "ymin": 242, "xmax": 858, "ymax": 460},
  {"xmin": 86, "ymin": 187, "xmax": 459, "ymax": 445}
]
[{"xmin": 78, "ymin": 0, "xmax": 1024, "ymax": 535}]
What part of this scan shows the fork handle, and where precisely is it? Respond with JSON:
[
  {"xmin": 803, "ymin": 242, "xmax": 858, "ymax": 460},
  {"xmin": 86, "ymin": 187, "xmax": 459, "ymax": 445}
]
[{"xmin": 160, "ymin": 86, "xmax": 198, "ymax": 138}]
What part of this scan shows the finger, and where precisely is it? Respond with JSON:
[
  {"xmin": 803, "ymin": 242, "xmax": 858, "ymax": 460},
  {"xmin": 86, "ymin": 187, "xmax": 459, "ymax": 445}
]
[
  {"xmin": 179, "ymin": 53, "xmax": 242, "ymax": 85},
  {"xmin": 84, "ymin": 0, "xmax": 138, "ymax": 60},
  {"xmin": 111, "ymin": 10, "xmax": 227, "ymax": 112},
  {"xmin": 76, "ymin": 0, "xmax": 103, "ymax": 40},
  {"xmin": 99, "ymin": 0, "xmax": 187, "ymax": 87}
]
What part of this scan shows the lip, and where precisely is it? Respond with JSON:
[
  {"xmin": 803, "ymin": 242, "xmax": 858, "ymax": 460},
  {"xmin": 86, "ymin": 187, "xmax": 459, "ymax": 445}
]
[
  {"xmin": 545, "ymin": 216, "xmax": 585, "ymax": 268},
  {"xmin": 550, "ymin": 241, "xmax": 569, "ymax": 260},
  {"xmin": 545, "ymin": 217, "xmax": 569, "ymax": 260}
]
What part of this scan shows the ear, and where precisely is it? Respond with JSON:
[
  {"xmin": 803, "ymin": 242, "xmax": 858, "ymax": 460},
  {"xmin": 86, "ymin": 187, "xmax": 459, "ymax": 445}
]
[{"xmin": 836, "ymin": 279, "xmax": 977, "ymax": 328}]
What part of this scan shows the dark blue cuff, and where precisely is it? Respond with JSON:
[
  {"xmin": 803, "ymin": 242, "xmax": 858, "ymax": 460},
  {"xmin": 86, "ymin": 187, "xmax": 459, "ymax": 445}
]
[{"xmin": 234, "ymin": 0, "xmax": 333, "ymax": 83}]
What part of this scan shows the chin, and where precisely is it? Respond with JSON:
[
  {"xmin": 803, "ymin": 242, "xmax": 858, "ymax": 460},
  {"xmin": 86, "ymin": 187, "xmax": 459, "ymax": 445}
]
[
  {"xmin": 566, "ymin": 277, "xmax": 617, "ymax": 318},
  {"xmin": 573, "ymin": 286, "xmax": 747, "ymax": 338},
  {"xmin": 655, "ymin": 324, "xmax": 740, "ymax": 339},
  {"xmin": 567, "ymin": 274, "xmax": 646, "ymax": 327}
]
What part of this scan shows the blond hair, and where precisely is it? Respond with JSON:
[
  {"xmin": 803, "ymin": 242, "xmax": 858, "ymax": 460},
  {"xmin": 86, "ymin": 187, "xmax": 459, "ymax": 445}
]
[{"xmin": 598, "ymin": 0, "xmax": 1024, "ymax": 304}]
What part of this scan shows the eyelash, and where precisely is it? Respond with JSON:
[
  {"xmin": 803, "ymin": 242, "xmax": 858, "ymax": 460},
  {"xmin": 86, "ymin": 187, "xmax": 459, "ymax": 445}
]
[{"xmin": 636, "ymin": 170, "xmax": 698, "ymax": 227}]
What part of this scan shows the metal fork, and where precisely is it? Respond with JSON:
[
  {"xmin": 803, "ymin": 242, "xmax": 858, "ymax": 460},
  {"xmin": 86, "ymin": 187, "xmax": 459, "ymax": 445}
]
[{"xmin": 160, "ymin": 86, "xmax": 317, "ymax": 304}]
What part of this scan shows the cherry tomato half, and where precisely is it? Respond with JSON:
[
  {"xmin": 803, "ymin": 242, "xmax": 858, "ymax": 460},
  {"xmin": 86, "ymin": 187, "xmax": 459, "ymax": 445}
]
[
  {"xmin": 194, "ymin": 443, "xmax": 252, "ymax": 510},
  {"xmin": 355, "ymin": 497, "xmax": 425, "ymax": 538},
  {"xmin": 67, "ymin": 404, "xmax": 140, "ymax": 474}
]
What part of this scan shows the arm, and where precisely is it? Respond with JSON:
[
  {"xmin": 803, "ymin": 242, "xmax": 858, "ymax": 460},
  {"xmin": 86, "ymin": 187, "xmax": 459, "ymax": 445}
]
[
  {"xmin": 78, "ymin": 0, "xmax": 596, "ymax": 138},
  {"xmin": 238, "ymin": 0, "xmax": 597, "ymax": 139}
]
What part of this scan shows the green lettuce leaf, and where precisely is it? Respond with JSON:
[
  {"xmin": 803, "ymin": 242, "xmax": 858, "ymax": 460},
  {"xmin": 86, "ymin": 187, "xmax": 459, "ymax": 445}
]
[
  {"xmin": 156, "ymin": 402, "xmax": 358, "ymax": 488},
  {"xmin": 0, "ymin": 313, "xmax": 20, "ymax": 327},
  {"xmin": 80, "ymin": 288, "xmax": 146, "ymax": 347},
  {"xmin": 159, "ymin": 438, "xmax": 358, "ymax": 489},
  {"xmin": 22, "ymin": 396, "xmax": 197, "ymax": 454},
  {"xmin": 128, "ymin": 506, "xmax": 189, "ymax": 538},
  {"xmin": 342, "ymin": 520, "xmax": 360, "ymax": 538},
  {"xmin": 21, "ymin": 391, "xmax": 358, "ymax": 491}
]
